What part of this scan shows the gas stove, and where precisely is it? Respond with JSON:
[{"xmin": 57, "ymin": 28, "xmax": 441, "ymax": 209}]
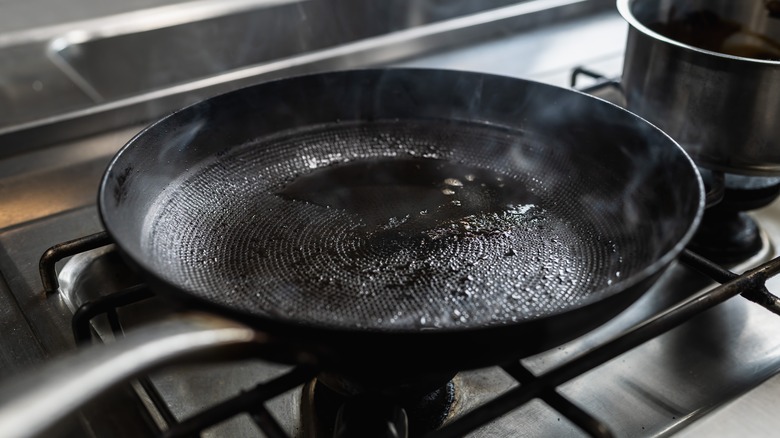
[{"xmin": 2, "ymin": 1, "xmax": 780, "ymax": 437}]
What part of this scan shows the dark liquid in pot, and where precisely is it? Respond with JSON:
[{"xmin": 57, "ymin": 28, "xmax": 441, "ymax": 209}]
[{"xmin": 649, "ymin": 11, "xmax": 780, "ymax": 60}]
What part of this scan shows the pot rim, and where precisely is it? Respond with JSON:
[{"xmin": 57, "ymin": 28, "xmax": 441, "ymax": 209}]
[{"xmin": 617, "ymin": 0, "xmax": 780, "ymax": 65}]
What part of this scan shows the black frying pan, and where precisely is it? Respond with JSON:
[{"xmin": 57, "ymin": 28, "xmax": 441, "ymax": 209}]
[
  {"xmin": 99, "ymin": 68, "xmax": 703, "ymax": 382},
  {"xmin": 0, "ymin": 69, "xmax": 706, "ymax": 437}
]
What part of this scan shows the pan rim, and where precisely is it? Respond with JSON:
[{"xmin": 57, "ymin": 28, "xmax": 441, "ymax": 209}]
[{"xmin": 98, "ymin": 67, "xmax": 705, "ymax": 337}]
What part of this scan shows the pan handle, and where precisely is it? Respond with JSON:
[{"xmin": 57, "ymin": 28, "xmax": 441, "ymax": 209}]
[{"xmin": 0, "ymin": 312, "xmax": 265, "ymax": 438}]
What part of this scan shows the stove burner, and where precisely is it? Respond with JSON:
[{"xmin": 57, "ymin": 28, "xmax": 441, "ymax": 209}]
[
  {"xmin": 689, "ymin": 178, "xmax": 780, "ymax": 264},
  {"xmin": 688, "ymin": 210, "xmax": 764, "ymax": 264},
  {"xmin": 301, "ymin": 378, "xmax": 456, "ymax": 437}
]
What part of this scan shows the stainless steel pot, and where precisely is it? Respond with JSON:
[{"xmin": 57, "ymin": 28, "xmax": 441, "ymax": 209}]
[{"xmin": 618, "ymin": 0, "xmax": 780, "ymax": 175}]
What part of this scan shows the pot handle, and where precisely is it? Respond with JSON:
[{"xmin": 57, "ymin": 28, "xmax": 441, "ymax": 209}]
[{"xmin": 0, "ymin": 312, "xmax": 265, "ymax": 438}]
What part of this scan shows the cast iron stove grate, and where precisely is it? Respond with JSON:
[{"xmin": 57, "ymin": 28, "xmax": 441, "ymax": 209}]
[{"xmin": 38, "ymin": 226, "xmax": 780, "ymax": 438}]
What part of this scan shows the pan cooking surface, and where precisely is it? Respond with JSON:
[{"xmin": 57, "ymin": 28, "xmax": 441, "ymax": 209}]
[{"xmin": 143, "ymin": 120, "xmax": 647, "ymax": 331}]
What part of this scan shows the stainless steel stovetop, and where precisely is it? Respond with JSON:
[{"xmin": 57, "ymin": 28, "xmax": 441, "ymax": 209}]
[{"xmin": 2, "ymin": 1, "xmax": 780, "ymax": 436}]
